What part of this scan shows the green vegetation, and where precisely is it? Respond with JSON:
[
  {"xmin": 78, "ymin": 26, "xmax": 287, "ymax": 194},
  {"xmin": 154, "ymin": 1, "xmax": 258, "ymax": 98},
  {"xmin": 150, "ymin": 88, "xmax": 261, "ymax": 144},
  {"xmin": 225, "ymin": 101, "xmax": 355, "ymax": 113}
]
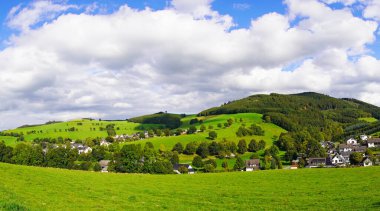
[
  {"xmin": 0, "ymin": 136, "xmax": 17, "ymax": 147},
  {"xmin": 359, "ymin": 117, "xmax": 378, "ymax": 123},
  {"xmin": 0, "ymin": 163, "xmax": 378, "ymax": 210},
  {"xmin": 2, "ymin": 119, "xmax": 160, "ymax": 141},
  {"xmin": 129, "ymin": 112, "xmax": 182, "ymax": 129},
  {"xmin": 127, "ymin": 113, "xmax": 285, "ymax": 151}
]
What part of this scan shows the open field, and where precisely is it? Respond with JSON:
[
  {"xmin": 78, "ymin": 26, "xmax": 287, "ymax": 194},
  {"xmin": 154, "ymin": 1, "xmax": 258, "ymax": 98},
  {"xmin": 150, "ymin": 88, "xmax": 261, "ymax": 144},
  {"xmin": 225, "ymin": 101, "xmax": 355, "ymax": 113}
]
[
  {"xmin": 0, "ymin": 163, "xmax": 379, "ymax": 210},
  {"xmin": 359, "ymin": 117, "xmax": 378, "ymax": 123},
  {"xmin": 128, "ymin": 113, "xmax": 286, "ymax": 150},
  {"xmin": 3, "ymin": 119, "xmax": 160, "ymax": 141},
  {"xmin": 0, "ymin": 136, "xmax": 17, "ymax": 147}
]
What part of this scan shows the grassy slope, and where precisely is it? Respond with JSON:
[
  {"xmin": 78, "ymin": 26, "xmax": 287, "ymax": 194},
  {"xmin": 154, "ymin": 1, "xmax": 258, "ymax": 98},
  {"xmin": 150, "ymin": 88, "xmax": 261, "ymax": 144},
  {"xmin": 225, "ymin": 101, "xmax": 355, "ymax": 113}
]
[
  {"xmin": 359, "ymin": 117, "xmax": 378, "ymax": 123},
  {"xmin": 0, "ymin": 136, "xmax": 17, "ymax": 147},
  {"xmin": 0, "ymin": 163, "xmax": 379, "ymax": 210},
  {"xmin": 4, "ymin": 119, "xmax": 160, "ymax": 141},
  {"xmin": 129, "ymin": 113, "xmax": 286, "ymax": 150}
]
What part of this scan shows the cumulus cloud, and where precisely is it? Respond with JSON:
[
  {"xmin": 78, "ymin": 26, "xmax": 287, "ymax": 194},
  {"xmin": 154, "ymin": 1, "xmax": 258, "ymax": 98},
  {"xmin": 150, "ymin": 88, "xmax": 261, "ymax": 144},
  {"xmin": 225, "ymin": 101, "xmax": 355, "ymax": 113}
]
[
  {"xmin": 0, "ymin": 0, "xmax": 379, "ymax": 129},
  {"xmin": 363, "ymin": 0, "xmax": 380, "ymax": 21},
  {"xmin": 6, "ymin": 0, "xmax": 77, "ymax": 32}
]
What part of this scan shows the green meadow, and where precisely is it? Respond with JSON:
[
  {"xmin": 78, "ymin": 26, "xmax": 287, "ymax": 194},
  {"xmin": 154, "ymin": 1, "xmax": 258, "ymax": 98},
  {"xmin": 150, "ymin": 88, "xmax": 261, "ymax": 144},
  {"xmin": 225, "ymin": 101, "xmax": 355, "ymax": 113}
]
[
  {"xmin": 128, "ymin": 113, "xmax": 286, "ymax": 150},
  {"xmin": 359, "ymin": 117, "xmax": 378, "ymax": 123},
  {"xmin": 0, "ymin": 136, "xmax": 17, "ymax": 147},
  {"xmin": 0, "ymin": 163, "xmax": 379, "ymax": 210},
  {"xmin": 4, "ymin": 119, "xmax": 160, "ymax": 141}
]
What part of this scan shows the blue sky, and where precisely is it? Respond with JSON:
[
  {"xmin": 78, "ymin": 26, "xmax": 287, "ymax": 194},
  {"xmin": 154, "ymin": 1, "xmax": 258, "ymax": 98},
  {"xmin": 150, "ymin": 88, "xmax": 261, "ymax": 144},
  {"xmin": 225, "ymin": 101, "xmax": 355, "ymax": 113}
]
[{"xmin": 0, "ymin": 0, "xmax": 380, "ymax": 129}]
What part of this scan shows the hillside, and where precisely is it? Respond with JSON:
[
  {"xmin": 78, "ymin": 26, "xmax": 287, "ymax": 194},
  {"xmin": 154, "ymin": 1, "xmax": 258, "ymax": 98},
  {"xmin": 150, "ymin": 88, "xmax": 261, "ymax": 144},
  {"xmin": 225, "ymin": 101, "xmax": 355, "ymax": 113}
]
[
  {"xmin": 0, "ymin": 163, "xmax": 378, "ymax": 210},
  {"xmin": 129, "ymin": 112, "xmax": 182, "ymax": 129},
  {"xmin": 1, "ymin": 119, "xmax": 161, "ymax": 141},
  {"xmin": 199, "ymin": 92, "xmax": 380, "ymax": 141}
]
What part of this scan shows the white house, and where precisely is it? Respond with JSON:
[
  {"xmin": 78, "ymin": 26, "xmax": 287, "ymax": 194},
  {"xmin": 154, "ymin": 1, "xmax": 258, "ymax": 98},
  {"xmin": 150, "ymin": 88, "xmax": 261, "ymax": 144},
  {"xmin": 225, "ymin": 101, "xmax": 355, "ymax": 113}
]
[
  {"xmin": 339, "ymin": 144, "xmax": 353, "ymax": 152},
  {"xmin": 331, "ymin": 154, "xmax": 346, "ymax": 166},
  {"xmin": 360, "ymin": 135, "xmax": 368, "ymax": 141},
  {"xmin": 173, "ymin": 164, "xmax": 195, "ymax": 174},
  {"xmin": 100, "ymin": 140, "xmax": 111, "ymax": 147},
  {"xmin": 362, "ymin": 157, "xmax": 373, "ymax": 167},
  {"xmin": 245, "ymin": 159, "xmax": 260, "ymax": 171},
  {"xmin": 367, "ymin": 138, "xmax": 380, "ymax": 148},
  {"xmin": 346, "ymin": 138, "xmax": 358, "ymax": 145}
]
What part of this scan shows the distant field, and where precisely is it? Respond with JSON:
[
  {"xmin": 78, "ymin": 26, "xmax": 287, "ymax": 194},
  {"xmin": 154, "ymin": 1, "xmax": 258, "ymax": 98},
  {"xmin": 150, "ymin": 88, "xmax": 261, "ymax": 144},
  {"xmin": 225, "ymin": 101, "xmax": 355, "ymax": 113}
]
[
  {"xmin": 0, "ymin": 136, "xmax": 17, "ymax": 147},
  {"xmin": 3, "ymin": 119, "xmax": 160, "ymax": 141},
  {"xmin": 359, "ymin": 117, "xmax": 378, "ymax": 123},
  {"xmin": 0, "ymin": 163, "xmax": 378, "ymax": 210},
  {"xmin": 128, "ymin": 113, "xmax": 286, "ymax": 150}
]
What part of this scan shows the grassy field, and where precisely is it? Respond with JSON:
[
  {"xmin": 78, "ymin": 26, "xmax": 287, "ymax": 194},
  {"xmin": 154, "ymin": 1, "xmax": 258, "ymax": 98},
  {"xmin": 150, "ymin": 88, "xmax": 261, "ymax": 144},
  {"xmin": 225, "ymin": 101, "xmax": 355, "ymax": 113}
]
[
  {"xmin": 359, "ymin": 117, "xmax": 378, "ymax": 123},
  {"xmin": 0, "ymin": 136, "xmax": 18, "ymax": 147},
  {"xmin": 3, "ymin": 119, "xmax": 160, "ymax": 141},
  {"xmin": 0, "ymin": 163, "xmax": 379, "ymax": 210},
  {"xmin": 128, "ymin": 113, "xmax": 286, "ymax": 150}
]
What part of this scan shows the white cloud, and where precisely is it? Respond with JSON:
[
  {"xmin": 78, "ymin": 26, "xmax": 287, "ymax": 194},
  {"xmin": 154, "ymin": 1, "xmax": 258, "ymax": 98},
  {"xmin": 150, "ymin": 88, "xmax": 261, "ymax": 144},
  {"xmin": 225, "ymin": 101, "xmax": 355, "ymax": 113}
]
[
  {"xmin": 363, "ymin": 0, "xmax": 380, "ymax": 21},
  {"xmin": 6, "ymin": 1, "xmax": 77, "ymax": 32},
  {"xmin": 0, "ymin": 0, "xmax": 379, "ymax": 129}
]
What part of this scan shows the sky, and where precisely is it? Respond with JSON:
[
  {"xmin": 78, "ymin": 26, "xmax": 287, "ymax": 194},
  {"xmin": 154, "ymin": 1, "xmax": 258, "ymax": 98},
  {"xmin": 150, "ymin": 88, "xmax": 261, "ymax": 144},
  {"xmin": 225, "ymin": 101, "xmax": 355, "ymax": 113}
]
[{"xmin": 0, "ymin": 0, "xmax": 380, "ymax": 130}]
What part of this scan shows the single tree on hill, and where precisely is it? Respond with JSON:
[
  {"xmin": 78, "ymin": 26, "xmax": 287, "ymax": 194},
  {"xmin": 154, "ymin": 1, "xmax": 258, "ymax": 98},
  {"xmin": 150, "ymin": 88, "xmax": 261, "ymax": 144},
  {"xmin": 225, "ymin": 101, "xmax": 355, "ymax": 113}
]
[
  {"xmin": 237, "ymin": 139, "xmax": 247, "ymax": 154},
  {"xmin": 192, "ymin": 155, "xmax": 204, "ymax": 168},
  {"xmin": 208, "ymin": 131, "xmax": 217, "ymax": 140},
  {"xmin": 172, "ymin": 142, "xmax": 184, "ymax": 154},
  {"xmin": 233, "ymin": 156, "xmax": 245, "ymax": 171}
]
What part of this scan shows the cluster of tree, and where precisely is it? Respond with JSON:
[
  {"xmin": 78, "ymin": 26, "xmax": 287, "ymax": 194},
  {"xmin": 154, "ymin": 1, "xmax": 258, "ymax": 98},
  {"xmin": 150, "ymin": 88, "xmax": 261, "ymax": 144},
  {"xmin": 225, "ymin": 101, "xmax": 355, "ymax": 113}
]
[
  {"xmin": 236, "ymin": 124, "xmax": 265, "ymax": 137},
  {"xmin": 108, "ymin": 142, "xmax": 178, "ymax": 174},
  {"xmin": 275, "ymin": 131, "xmax": 327, "ymax": 162},
  {"xmin": 0, "ymin": 140, "xmax": 179, "ymax": 174},
  {"xmin": 189, "ymin": 118, "xmax": 203, "ymax": 125},
  {"xmin": 172, "ymin": 139, "xmax": 265, "ymax": 159},
  {"xmin": 129, "ymin": 113, "xmax": 181, "ymax": 129}
]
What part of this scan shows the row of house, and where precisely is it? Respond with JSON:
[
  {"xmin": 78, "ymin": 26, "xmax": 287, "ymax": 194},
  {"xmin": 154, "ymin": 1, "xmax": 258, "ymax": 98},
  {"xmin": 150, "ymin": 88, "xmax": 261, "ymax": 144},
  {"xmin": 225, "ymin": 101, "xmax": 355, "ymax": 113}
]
[{"xmin": 305, "ymin": 136, "xmax": 380, "ymax": 168}]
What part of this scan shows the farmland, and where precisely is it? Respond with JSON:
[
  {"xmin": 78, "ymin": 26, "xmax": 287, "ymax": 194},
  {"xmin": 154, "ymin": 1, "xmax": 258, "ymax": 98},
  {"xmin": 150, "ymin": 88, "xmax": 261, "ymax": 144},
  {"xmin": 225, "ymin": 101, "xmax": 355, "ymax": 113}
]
[
  {"xmin": 3, "ymin": 119, "xmax": 160, "ymax": 141},
  {"xmin": 128, "ymin": 113, "xmax": 286, "ymax": 150},
  {"xmin": 0, "ymin": 163, "xmax": 379, "ymax": 210}
]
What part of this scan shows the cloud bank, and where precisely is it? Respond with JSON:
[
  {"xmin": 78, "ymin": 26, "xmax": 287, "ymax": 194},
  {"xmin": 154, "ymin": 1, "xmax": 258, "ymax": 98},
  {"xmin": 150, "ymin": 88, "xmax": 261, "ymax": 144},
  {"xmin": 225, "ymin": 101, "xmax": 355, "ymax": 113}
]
[{"xmin": 0, "ymin": 0, "xmax": 380, "ymax": 129}]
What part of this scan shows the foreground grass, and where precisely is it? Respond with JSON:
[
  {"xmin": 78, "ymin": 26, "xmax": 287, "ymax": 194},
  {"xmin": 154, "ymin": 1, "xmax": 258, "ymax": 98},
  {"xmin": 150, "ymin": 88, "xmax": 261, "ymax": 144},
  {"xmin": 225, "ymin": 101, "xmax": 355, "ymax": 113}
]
[{"xmin": 0, "ymin": 163, "xmax": 379, "ymax": 210}]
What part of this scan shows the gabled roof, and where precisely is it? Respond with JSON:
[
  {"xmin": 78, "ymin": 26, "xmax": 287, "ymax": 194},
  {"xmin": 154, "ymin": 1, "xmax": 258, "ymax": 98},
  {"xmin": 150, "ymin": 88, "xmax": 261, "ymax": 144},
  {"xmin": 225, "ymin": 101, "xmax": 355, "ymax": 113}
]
[
  {"xmin": 367, "ymin": 138, "xmax": 380, "ymax": 143},
  {"xmin": 245, "ymin": 159, "xmax": 260, "ymax": 166},
  {"xmin": 173, "ymin": 164, "xmax": 194, "ymax": 171},
  {"xmin": 99, "ymin": 160, "xmax": 110, "ymax": 166}
]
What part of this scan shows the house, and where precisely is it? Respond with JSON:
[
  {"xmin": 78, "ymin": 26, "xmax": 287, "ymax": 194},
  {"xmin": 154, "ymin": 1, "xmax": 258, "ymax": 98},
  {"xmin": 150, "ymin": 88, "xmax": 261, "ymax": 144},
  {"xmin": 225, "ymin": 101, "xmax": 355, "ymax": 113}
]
[
  {"xmin": 100, "ymin": 140, "xmax": 111, "ymax": 147},
  {"xmin": 320, "ymin": 141, "xmax": 335, "ymax": 153},
  {"xmin": 307, "ymin": 158, "xmax": 326, "ymax": 167},
  {"xmin": 173, "ymin": 164, "xmax": 195, "ymax": 174},
  {"xmin": 330, "ymin": 154, "xmax": 346, "ymax": 166},
  {"xmin": 245, "ymin": 159, "xmax": 260, "ymax": 171},
  {"xmin": 352, "ymin": 146, "xmax": 367, "ymax": 153},
  {"xmin": 360, "ymin": 135, "xmax": 368, "ymax": 141},
  {"xmin": 339, "ymin": 144, "xmax": 353, "ymax": 152},
  {"xmin": 340, "ymin": 151, "xmax": 353, "ymax": 164},
  {"xmin": 346, "ymin": 138, "xmax": 358, "ymax": 145},
  {"xmin": 99, "ymin": 160, "xmax": 110, "ymax": 172},
  {"xmin": 71, "ymin": 143, "xmax": 92, "ymax": 154},
  {"xmin": 290, "ymin": 160, "xmax": 299, "ymax": 169},
  {"xmin": 367, "ymin": 138, "xmax": 380, "ymax": 148},
  {"xmin": 361, "ymin": 157, "xmax": 373, "ymax": 167}
]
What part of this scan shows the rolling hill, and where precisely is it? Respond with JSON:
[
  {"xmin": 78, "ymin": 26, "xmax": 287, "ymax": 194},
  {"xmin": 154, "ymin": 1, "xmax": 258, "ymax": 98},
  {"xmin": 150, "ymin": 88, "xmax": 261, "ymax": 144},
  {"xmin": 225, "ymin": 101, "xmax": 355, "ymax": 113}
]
[{"xmin": 199, "ymin": 92, "xmax": 380, "ymax": 141}]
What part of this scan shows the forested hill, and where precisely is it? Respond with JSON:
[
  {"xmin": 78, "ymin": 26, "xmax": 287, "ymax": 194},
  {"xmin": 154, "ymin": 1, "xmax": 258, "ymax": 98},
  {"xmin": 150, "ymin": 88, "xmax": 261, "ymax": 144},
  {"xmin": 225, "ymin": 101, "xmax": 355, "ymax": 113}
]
[{"xmin": 199, "ymin": 92, "xmax": 380, "ymax": 142}]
